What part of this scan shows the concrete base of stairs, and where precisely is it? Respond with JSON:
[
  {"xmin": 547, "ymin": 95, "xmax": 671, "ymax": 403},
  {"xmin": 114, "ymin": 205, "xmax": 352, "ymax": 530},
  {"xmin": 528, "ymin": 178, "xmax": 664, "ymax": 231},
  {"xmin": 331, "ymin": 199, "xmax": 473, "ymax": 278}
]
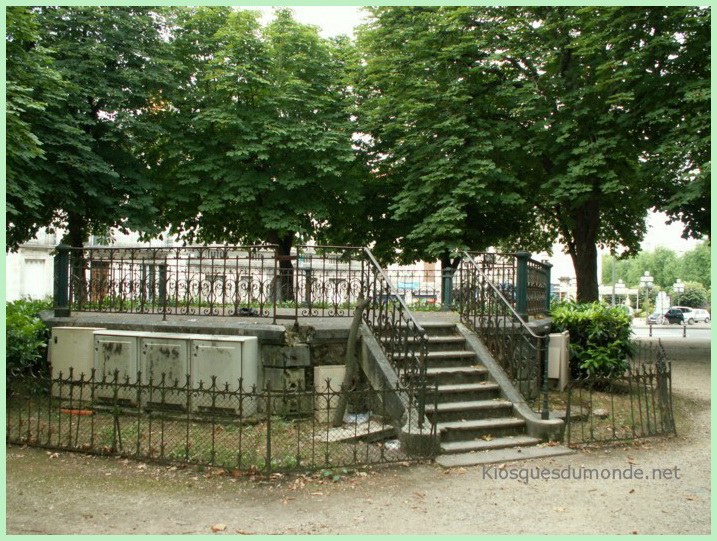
[{"xmin": 436, "ymin": 444, "xmax": 575, "ymax": 468}]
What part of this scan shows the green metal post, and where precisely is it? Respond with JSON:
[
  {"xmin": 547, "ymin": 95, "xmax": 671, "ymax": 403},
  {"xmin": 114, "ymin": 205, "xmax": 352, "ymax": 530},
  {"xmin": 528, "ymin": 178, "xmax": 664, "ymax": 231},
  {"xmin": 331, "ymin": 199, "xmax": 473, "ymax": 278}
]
[
  {"xmin": 441, "ymin": 268, "xmax": 455, "ymax": 311},
  {"xmin": 53, "ymin": 244, "xmax": 71, "ymax": 317},
  {"xmin": 542, "ymin": 260, "xmax": 553, "ymax": 314},
  {"xmin": 515, "ymin": 251, "xmax": 530, "ymax": 320}
]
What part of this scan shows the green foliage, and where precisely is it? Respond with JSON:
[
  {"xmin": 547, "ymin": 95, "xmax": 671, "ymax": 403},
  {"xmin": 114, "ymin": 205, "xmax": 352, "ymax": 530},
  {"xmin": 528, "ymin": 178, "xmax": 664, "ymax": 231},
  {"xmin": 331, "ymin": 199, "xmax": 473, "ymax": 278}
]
[
  {"xmin": 601, "ymin": 241, "xmax": 711, "ymax": 290},
  {"xmin": 5, "ymin": 7, "xmax": 66, "ymax": 248},
  {"xmin": 356, "ymin": 6, "xmax": 710, "ymax": 298},
  {"xmin": 354, "ymin": 7, "xmax": 533, "ymax": 266},
  {"xmin": 551, "ymin": 301, "xmax": 633, "ymax": 378},
  {"xmin": 6, "ymin": 6, "xmax": 171, "ymax": 249},
  {"xmin": 6, "ymin": 298, "xmax": 53, "ymax": 389},
  {"xmin": 146, "ymin": 7, "xmax": 359, "ymax": 252},
  {"xmin": 677, "ymin": 282, "xmax": 709, "ymax": 308}
]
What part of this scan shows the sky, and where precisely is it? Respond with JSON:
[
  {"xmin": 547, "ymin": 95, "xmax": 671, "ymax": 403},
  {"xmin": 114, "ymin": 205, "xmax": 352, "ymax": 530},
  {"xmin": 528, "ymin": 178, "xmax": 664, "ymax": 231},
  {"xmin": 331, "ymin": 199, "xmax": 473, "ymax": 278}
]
[{"xmin": 252, "ymin": 5, "xmax": 705, "ymax": 279}]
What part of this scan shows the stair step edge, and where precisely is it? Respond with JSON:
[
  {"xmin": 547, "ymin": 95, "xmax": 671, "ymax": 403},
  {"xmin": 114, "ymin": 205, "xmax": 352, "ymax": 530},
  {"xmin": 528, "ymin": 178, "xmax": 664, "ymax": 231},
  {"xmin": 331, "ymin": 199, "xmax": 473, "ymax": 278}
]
[
  {"xmin": 437, "ymin": 417, "xmax": 526, "ymax": 431},
  {"xmin": 426, "ymin": 400, "xmax": 513, "ymax": 412},
  {"xmin": 441, "ymin": 435, "xmax": 542, "ymax": 452},
  {"xmin": 435, "ymin": 382, "xmax": 499, "ymax": 391}
]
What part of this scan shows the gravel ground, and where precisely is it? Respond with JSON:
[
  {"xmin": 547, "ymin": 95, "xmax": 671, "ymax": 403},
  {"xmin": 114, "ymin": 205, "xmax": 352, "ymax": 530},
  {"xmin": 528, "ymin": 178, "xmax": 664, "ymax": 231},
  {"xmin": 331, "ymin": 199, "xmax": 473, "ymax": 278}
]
[{"xmin": 5, "ymin": 355, "xmax": 710, "ymax": 535}]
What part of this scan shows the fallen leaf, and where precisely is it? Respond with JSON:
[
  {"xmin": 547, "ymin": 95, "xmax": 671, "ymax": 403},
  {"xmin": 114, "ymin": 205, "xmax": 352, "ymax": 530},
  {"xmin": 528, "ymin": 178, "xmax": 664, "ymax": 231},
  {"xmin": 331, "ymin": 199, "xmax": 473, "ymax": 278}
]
[
  {"xmin": 211, "ymin": 524, "xmax": 227, "ymax": 532},
  {"xmin": 481, "ymin": 435, "xmax": 494, "ymax": 441},
  {"xmin": 235, "ymin": 530, "xmax": 255, "ymax": 535}
]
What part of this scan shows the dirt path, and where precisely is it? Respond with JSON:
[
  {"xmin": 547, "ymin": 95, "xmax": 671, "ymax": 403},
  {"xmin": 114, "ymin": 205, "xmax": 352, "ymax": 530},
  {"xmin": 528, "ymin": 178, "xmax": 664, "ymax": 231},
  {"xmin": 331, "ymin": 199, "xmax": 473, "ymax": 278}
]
[{"xmin": 6, "ymin": 356, "xmax": 710, "ymax": 535}]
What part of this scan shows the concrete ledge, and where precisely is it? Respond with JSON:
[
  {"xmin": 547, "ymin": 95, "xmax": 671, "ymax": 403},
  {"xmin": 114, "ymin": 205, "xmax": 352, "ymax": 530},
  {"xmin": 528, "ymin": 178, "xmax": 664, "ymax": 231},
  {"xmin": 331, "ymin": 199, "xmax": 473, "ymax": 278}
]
[
  {"xmin": 40, "ymin": 310, "xmax": 286, "ymax": 344},
  {"xmin": 456, "ymin": 323, "xmax": 564, "ymax": 442}
]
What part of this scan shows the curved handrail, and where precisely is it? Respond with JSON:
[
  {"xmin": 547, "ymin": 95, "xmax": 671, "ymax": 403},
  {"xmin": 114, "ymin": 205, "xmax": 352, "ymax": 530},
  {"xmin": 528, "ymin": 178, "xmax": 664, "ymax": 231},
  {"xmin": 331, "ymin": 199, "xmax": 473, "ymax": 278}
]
[
  {"xmin": 460, "ymin": 252, "xmax": 542, "ymax": 340},
  {"xmin": 362, "ymin": 247, "xmax": 426, "ymax": 337},
  {"xmin": 458, "ymin": 251, "xmax": 549, "ymax": 418}
]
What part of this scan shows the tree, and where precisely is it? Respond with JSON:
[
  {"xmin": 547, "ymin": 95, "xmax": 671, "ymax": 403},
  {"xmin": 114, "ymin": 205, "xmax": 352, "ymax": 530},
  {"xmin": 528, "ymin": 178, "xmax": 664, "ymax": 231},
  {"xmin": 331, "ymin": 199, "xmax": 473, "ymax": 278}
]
[
  {"xmin": 681, "ymin": 241, "xmax": 711, "ymax": 289},
  {"xmin": 676, "ymin": 282, "xmax": 709, "ymax": 308},
  {"xmin": 7, "ymin": 6, "xmax": 169, "ymax": 249},
  {"xmin": 6, "ymin": 6, "xmax": 65, "ymax": 249},
  {"xmin": 602, "ymin": 242, "xmax": 711, "ymax": 289},
  {"xmin": 641, "ymin": 8, "xmax": 711, "ymax": 240},
  {"xmin": 146, "ymin": 8, "xmax": 359, "ymax": 282},
  {"xmin": 355, "ymin": 6, "xmax": 710, "ymax": 300},
  {"xmin": 355, "ymin": 7, "xmax": 533, "ymax": 269}
]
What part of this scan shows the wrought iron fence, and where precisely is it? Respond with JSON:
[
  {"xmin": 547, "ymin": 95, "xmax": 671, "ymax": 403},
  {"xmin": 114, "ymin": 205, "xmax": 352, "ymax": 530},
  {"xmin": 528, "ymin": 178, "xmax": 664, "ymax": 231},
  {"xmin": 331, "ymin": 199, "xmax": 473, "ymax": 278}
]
[
  {"xmin": 456, "ymin": 253, "xmax": 549, "ymax": 418},
  {"xmin": 6, "ymin": 370, "xmax": 435, "ymax": 472},
  {"xmin": 564, "ymin": 345, "xmax": 675, "ymax": 446},
  {"xmin": 53, "ymin": 244, "xmax": 367, "ymax": 322}
]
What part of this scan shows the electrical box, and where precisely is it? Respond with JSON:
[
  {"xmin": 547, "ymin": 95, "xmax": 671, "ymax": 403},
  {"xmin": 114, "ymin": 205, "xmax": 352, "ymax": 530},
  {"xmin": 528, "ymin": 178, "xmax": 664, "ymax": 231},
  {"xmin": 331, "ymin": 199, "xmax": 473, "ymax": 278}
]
[
  {"xmin": 548, "ymin": 331, "xmax": 570, "ymax": 391},
  {"xmin": 140, "ymin": 334, "xmax": 190, "ymax": 385},
  {"xmin": 49, "ymin": 326, "xmax": 106, "ymax": 380},
  {"xmin": 190, "ymin": 336, "xmax": 259, "ymax": 415},
  {"xmin": 93, "ymin": 330, "xmax": 141, "ymax": 403},
  {"xmin": 140, "ymin": 334, "xmax": 190, "ymax": 409}
]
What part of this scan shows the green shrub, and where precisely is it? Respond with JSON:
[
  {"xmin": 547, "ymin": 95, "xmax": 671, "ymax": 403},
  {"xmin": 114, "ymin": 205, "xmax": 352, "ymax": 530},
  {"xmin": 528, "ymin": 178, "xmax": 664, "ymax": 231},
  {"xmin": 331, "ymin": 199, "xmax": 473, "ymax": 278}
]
[
  {"xmin": 6, "ymin": 297, "xmax": 53, "ymax": 389},
  {"xmin": 551, "ymin": 300, "xmax": 633, "ymax": 378}
]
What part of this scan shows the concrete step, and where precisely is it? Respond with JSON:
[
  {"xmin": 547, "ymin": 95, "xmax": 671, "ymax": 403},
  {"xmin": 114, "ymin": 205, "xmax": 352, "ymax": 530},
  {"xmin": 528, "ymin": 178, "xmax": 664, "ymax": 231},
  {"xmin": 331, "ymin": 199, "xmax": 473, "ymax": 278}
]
[
  {"xmin": 425, "ymin": 350, "xmax": 477, "ymax": 364},
  {"xmin": 440, "ymin": 434, "xmax": 542, "ymax": 454},
  {"xmin": 416, "ymin": 322, "xmax": 459, "ymax": 337},
  {"xmin": 427, "ymin": 382, "xmax": 502, "ymax": 403},
  {"xmin": 394, "ymin": 350, "xmax": 477, "ymax": 368},
  {"xmin": 426, "ymin": 399, "xmax": 514, "ymax": 423},
  {"xmin": 425, "ymin": 366, "xmax": 488, "ymax": 385},
  {"xmin": 437, "ymin": 417, "xmax": 526, "ymax": 441},
  {"xmin": 436, "ymin": 444, "xmax": 575, "ymax": 467},
  {"xmin": 383, "ymin": 335, "xmax": 467, "ymax": 352}
]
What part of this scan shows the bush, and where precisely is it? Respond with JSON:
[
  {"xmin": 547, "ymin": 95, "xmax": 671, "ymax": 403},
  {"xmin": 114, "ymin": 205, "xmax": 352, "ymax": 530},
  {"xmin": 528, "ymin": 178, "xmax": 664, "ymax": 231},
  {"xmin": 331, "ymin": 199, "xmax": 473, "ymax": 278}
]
[
  {"xmin": 551, "ymin": 300, "xmax": 633, "ymax": 378},
  {"xmin": 6, "ymin": 297, "xmax": 53, "ymax": 389}
]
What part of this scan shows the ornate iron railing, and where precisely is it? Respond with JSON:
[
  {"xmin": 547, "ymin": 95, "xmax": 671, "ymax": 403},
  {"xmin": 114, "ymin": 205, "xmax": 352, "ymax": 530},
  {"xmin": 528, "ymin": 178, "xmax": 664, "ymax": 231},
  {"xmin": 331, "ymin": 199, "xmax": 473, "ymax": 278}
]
[
  {"xmin": 362, "ymin": 249, "xmax": 429, "ymax": 427},
  {"xmin": 457, "ymin": 252, "xmax": 549, "ymax": 418},
  {"xmin": 53, "ymin": 244, "xmax": 367, "ymax": 321},
  {"xmin": 465, "ymin": 251, "xmax": 551, "ymax": 318}
]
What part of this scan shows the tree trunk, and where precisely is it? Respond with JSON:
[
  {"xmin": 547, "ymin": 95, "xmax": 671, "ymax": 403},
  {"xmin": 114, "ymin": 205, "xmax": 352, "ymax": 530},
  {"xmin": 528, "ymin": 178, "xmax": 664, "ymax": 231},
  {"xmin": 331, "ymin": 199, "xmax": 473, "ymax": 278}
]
[
  {"xmin": 64, "ymin": 214, "xmax": 88, "ymax": 306},
  {"xmin": 268, "ymin": 231, "xmax": 295, "ymax": 302},
  {"xmin": 567, "ymin": 198, "xmax": 601, "ymax": 303}
]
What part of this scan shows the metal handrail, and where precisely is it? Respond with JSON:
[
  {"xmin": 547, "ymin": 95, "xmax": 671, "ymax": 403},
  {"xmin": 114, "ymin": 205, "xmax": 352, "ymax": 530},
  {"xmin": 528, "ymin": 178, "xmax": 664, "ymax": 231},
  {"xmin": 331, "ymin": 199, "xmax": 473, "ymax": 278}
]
[
  {"xmin": 461, "ymin": 254, "xmax": 542, "ymax": 340},
  {"xmin": 362, "ymin": 248, "xmax": 426, "ymax": 337},
  {"xmin": 459, "ymin": 251, "xmax": 549, "ymax": 419},
  {"xmin": 362, "ymin": 247, "xmax": 429, "ymax": 426}
]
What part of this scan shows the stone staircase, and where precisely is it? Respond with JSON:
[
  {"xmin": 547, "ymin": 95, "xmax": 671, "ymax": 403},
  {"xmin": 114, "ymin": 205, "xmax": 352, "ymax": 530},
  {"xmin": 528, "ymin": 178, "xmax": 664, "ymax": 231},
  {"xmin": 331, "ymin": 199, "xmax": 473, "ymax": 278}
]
[{"xmin": 404, "ymin": 322, "xmax": 543, "ymax": 457}]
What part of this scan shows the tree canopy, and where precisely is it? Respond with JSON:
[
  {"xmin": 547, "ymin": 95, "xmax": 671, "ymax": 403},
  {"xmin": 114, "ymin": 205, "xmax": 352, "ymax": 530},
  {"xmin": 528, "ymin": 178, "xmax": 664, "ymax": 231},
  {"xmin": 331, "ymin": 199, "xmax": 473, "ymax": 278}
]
[
  {"xmin": 6, "ymin": 6, "xmax": 709, "ymax": 302},
  {"xmin": 144, "ymin": 7, "xmax": 359, "ymax": 257},
  {"xmin": 354, "ymin": 6, "xmax": 710, "ymax": 299},
  {"xmin": 6, "ymin": 6, "xmax": 169, "ymax": 249}
]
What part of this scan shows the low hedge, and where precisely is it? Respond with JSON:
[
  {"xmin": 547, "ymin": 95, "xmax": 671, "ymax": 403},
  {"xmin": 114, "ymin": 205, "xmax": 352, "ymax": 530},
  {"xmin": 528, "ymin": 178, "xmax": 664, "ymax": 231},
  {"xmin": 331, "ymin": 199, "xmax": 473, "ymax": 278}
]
[{"xmin": 551, "ymin": 301, "xmax": 633, "ymax": 378}]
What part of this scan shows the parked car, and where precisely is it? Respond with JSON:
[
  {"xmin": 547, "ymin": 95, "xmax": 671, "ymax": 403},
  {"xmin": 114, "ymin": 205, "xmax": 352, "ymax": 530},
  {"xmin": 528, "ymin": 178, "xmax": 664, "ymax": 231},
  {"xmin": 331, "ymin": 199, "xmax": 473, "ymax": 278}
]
[
  {"xmin": 691, "ymin": 308, "xmax": 711, "ymax": 323},
  {"xmin": 671, "ymin": 306, "xmax": 696, "ymax": 324},
  {"xmin": 647, "ymin": 310, "xmax": 667, "ymax": 325},
  {"xmin": 664, "ymin": 308, "xmax": 686, "ymax": 325}
]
